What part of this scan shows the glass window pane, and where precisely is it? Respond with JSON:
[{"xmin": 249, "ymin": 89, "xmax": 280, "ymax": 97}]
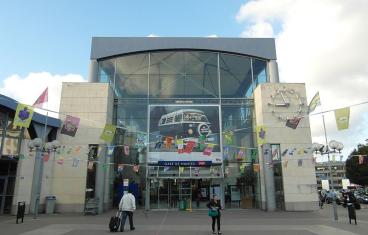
[
  {"xmin": 115, "ymin": 54, "xmax": 149, "ymax": 98},
  {"xmin": 220, "ymin": 54, "xmax": 253, "ymax": 98},
  {"xmin": 98, "ymin": 59, "xmax": 115, "ymax": 83},
  {"xmin": 253, "ymin": 59, "xmax": 268, "ymax": 88},
  {"xmin": 6, "ymin": 120, "xmax": 21, "ymax": 138},
  {"xmin": 149, "ymin": 51, "xmax": 219, "ymax": 98},
  {"xmin": 2, "ymin": 138, "xmax": 19, "ymax": 156}
]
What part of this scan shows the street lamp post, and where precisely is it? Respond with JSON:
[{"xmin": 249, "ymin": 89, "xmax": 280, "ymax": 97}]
[
  {"xmin": 28, "ymin": 138, "xmax": 60, "ymax": 218},
  {"xmin": 313, "ymin": 139, "xmax": 344, "ymax": 221}
]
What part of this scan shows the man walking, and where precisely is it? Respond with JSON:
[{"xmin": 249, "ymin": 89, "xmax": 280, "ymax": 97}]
[{"xmin": 119, "ymin": 189, "xmax": 136, "ymax": 232}]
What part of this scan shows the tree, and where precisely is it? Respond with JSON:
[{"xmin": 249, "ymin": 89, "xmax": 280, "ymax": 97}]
[{"xmin": 345, "ymin": 144, "xmax": 368, "ymax": 186}]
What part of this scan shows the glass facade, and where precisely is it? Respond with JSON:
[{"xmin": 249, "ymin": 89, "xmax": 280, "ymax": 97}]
[
  {"xmin": 98, "ymin": 50, "xmax": 269, "ymax": 209},
  {"xmin": 0, "ymin": 110, "xmax": 24, "ymax": 214}
]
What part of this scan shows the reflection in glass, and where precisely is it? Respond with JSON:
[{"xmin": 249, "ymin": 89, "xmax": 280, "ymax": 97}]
[
  {"xmin": 98, "ymin": 59, "xmax": 115, "ymax": 83},
  {"xmin": 115, "ymin": 54, "xmax": 149, "ymax": 98},
  {"xmin": 149, "ymin": 51, "xmax": 218, "ymax": 98},
  {"xmin": 253, "ymin": 59, "xmax": 268, "ymax": 89},
  {"xmin": 1, "ymin": 138, "xmax": 19, "ymax": 156},
  {"xmin": 220, "ymin": 54, "xmax": 252, "ymax": 98}
]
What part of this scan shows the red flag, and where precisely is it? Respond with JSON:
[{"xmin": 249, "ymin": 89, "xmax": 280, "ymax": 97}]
[{"xmin": 33, "ymin": 87, "xmax": 48, "ymax": 108}]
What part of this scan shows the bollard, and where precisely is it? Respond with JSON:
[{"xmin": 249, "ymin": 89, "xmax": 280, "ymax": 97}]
[{"xmin": 16, "ymin": 202, "xmax": 26, "ymax": 224}]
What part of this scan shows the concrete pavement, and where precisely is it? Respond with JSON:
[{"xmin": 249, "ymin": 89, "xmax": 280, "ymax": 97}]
[{"xmin": 0, "ymin": 204, "xmax": 367, "ymax": 235}]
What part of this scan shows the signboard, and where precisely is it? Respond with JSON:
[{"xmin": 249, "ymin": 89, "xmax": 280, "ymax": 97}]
[
  {"xmin": 321, "ymin": 179, "xmax": 329, "ymax": 191},
  {"xmin": 148, "ymin": 105, "xmax": 221, "ymax": 165},
  {"xmin": 342, "ymin": 179, "xmax": 350, "ymax": 189}
]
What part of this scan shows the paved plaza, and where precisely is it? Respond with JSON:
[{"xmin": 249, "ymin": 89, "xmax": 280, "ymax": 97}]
[{"xmin": 1, "ymin": 205, "xmax": 368, "ymax": 235}]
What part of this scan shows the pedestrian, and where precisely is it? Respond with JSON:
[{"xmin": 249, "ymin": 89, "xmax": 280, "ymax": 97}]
[
  {"xmin": 207, "ymin": 195, "xmax": 222, "ymax": 235},
  {"xmin": 318, "ymin": 190, "xmax": 325, "ymax": 209},
  {"xmin": 118, "ymin": 188, "xmax": 136, "ymax": 232},
  {"xmin": 344, "ymin": 192, "xmax": 357, "ymax": 225}
]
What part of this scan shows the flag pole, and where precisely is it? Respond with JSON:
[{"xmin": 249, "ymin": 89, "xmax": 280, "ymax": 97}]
[{"xmin": 33, "ymin": 88, "xmax": 48, "ymax": 219}]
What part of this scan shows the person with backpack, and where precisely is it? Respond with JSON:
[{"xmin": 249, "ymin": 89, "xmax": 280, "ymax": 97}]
[
  {"xmin": 119, "ymin": 189, "xmax": 136, "ymax": 232},
  {"xmin": 207, "ymin": 195, "xmax": 222, "ymax": 235}
]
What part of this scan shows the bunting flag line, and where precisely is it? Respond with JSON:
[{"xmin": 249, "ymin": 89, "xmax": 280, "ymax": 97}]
[
  {"xmin": 223, "ymin": 146, "xmax": 229, "ymax": 160},
  {"xmin": 133, "ymin": 165, "xmax": 140, "ymax": 173},
  {"xmin": 117, "ymin": 164, "xmax": 124, "ymax": 172},
  {"xmin": 256, "ymin": 126, "xmax": 267, "ymax": 145},
  {"xmin": 107, "ymin": 146, "xmax": 114, "ymax": 156},
  {"xmin": 57, "ymin": 156, "xmax": 64, "ymax": 165},
  {"xmin": 237, "ymin": 149, "xmax": 245, "ymax": 160},
  {"xmin": 43, "ymin": 153, "xmax": 50, "ymax": 162},
  {"xmin": 100, "ymin": 124, "xmax": 117, "ymax": 143},
  {"xmin": 335, "ymin": 107, "xmax": 350, "ymax": 131},
  {"xmin": 224, "ymin": 131, "xmax": 233, "ymax": 145},
  {"xmin": 285, "ymin": 117, "xmax": 303, "ymax": 129},
  {"xmin": 72, "ymin": 158, "xmax": 80, "ymax": 167},
  {"xmin": 251, "ymin": 149, "xmax": 258, "ymax": 160},
  {"xmin": 74, "ymin": 146, "xmax": 81, "ymax": 154},
  {"xmin": 61, "ymin": 115, "xmax": 80, "ymax": 137},
  {"xmin": 88, "ymin": 161, "xmax": 94, "ymax": 170},
  {"xmin": 308, "ymin": 91, "xmax": 321, "ymax": 114},
  {"xmin": 124, "ymin": 145, "xmax": 130, "ymax": 155},
  {"xmin": 253, "ymin": 164, "xmax": 260, "ymax": 172},
  {"xmin": 33, "ymin": 87, "xmax": 48, "ymax": 108},
  {"xmin": 14, "ymin": 103, "xmax": 34, "ymax": 128}
]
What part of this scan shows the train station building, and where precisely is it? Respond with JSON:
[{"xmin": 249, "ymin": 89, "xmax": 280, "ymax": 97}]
[{"xmin": 4, "ymin": 37, "xmax": 318, "ymax": 215}]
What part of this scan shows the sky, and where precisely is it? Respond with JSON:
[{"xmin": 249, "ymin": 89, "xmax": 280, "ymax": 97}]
[{"xmin": 0, "ymin": 0, "xmax": 367, "ymax": 160}]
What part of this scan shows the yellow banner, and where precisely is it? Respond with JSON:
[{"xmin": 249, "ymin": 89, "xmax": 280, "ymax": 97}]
[
  {"xmin": 256, "ymin": 126, "xmax": 267, "ymax": 146},
  {"xmin": 334, "ymin": 107, "xmax": 350, "ymax": 130},
  {"xmin": 14, "ymin": 103, "xmax": 34, "ymax": 128},
  {"xmin": 100, "ymin": 124, "xmax": 117, "ymax": 143}
]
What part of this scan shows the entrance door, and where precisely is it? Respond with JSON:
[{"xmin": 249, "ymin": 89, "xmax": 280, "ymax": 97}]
[
  {"xmin": 0, "ymin": 176, "xmax": 15, "ymax": 214},
  {"xmin": 155, "ymin": 179, "xmax": 195, "ymax": 210},
  {"xmin": 158, "ymin": 179, "xmax": 180, "ymax": 209}
]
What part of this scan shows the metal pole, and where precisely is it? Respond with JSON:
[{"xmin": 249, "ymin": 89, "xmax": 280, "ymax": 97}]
[
  {"xmin": 322, "ymin": 115, "xmax": 338, "ymax": 221},
  {"xmin": 32, "ymin": 110, "xmax": 49, "ymax": 219}
]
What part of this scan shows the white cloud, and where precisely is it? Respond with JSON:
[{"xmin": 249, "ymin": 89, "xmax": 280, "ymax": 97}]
[
  {"xmin": 147, "ymin": 34, "xmax": 160, "ymax": 37},
  {"xmin": 0, "ymin": 72, "xmax": 86, "ymax": 117},
  {"xmin": 206, "ymin": 34, "xmax": 218, "ymax": 38},
  {"xmin": 240, "ymin": 21, "xmax": 274, "ymax": 37},
  {"xmin": 237, "ymin": 0, "xmax": 368, "ymax": 158}
]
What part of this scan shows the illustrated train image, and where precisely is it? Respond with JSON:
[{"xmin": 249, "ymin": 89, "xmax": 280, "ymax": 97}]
[{"xmin": 158, "ymin": 109, "xmax": 212, "ymax": 138}]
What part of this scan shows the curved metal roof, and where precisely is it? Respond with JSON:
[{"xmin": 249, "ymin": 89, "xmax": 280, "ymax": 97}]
[
  {"xmin": 91, "ymin": 37, "xmax": 276, "ymax": 60},
  {"xmin": 0, "ymin": 94, "xmax": 61, "ymax": 127}
]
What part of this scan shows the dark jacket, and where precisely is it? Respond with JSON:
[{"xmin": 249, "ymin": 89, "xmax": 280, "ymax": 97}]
[{"xmin": 207, "ymin": 199, "xmax": 221, "ymax": 216}]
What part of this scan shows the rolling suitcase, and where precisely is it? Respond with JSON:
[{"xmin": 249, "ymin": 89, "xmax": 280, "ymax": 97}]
[{"xmin": 109, "ymin": 211, "xmax": 121, "ymax": 232}]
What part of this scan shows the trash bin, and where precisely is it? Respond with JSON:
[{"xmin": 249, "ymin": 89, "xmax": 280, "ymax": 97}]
[
  {"xmin": 45, "ymin": 196, "xmax": 56, "ymax": 214},
  {"xmin": 179, "ymin": 200, "xmax": 186, "ymax": 211}
]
